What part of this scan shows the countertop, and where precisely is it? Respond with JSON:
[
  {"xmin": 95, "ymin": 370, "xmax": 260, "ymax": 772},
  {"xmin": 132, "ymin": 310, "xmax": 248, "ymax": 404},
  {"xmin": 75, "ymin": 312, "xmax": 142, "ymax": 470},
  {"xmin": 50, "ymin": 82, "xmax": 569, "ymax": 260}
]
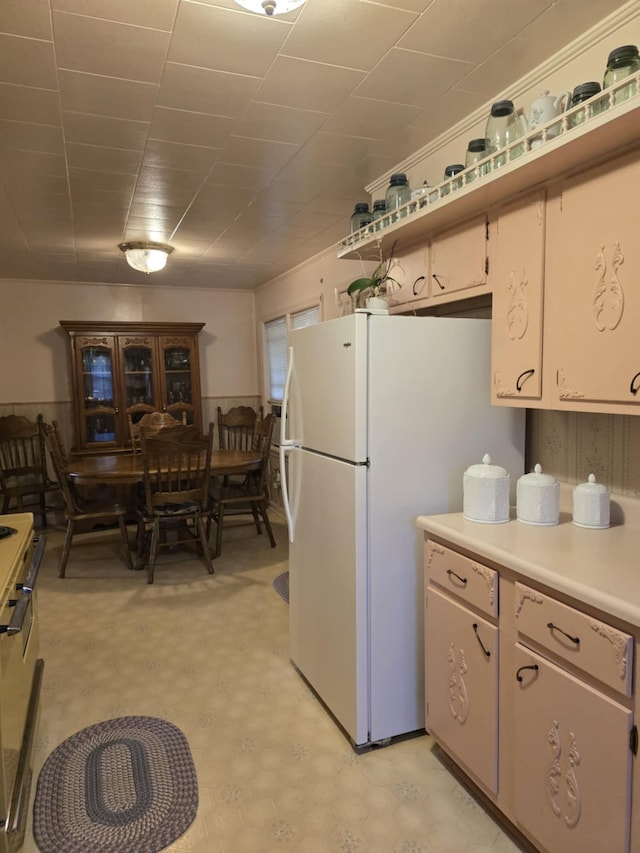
[{"xmin": 417, "ymin": 500, "xmax": 640, "ymax": 628}]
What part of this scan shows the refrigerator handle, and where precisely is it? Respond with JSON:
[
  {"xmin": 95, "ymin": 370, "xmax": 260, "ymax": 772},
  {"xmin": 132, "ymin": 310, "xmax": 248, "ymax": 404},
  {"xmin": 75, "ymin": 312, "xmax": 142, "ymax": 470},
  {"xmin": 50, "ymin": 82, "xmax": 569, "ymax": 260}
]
[
  {"xmin": 280, "ymin": 345, "xmax": 296, "ymax": 541},
  {"xmin": 280, "ymin": 443, "xmax": 295, "ymax": 543}
]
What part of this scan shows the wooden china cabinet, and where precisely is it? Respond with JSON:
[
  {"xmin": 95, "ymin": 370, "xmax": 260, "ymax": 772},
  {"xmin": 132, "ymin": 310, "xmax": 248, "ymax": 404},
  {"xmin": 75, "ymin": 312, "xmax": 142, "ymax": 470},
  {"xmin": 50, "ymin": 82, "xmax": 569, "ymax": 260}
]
[{"xmin": 60, "ymin": 321, "xmax": 205, "ymax": 454}]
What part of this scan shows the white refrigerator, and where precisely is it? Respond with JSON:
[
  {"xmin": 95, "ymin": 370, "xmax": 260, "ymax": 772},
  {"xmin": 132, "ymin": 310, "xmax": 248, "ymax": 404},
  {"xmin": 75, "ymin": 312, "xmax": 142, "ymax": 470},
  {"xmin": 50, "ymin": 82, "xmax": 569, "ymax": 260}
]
[{"xmin": 280, "ymin": 311, "xmax": 524, "ymax": 748}]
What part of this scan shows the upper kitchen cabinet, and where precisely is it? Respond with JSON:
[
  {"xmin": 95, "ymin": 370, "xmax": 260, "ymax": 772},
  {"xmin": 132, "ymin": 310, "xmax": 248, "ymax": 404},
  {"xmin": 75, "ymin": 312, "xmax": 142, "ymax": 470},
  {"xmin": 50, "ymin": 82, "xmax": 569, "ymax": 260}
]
[
  {"xmin": 61, "ymin": 321, "xmax": 205, "ymax": 454},
  {"xmin": 429, "ymin": 215, "xmax": 490, "ymax": 302},
  {"xmin": 544, "ymin": 149, "xmax": 640, "ymax": 414},
  {"xmin": 491, "ymin": 191, "xmax": 546, "ymax": 406},
  {"xmin": 388, "ymin": 242, "xmax": 429, "ymax": 311}
]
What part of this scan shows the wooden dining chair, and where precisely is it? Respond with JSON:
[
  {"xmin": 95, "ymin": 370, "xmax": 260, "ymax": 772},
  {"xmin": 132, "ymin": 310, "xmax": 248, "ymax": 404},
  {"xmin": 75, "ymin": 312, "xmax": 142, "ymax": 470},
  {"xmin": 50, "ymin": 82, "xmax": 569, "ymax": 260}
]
[
  {"xmin": 0, "ymin": 414, "xmax": 60, "ymax": 527},
  {"xmin": 208, "ymin": 413, "xmax": 276, "ymax": 558},
  {"xmin": 137, "ymin": 423, "xmax": 214, "ymax": 583},
  {"xmin": 216, "ymin": 405, "xmax": 264, "ymax": 451},
  {"xmin": 43, "ymin": 421, "xmax": 133, "ymax": 577},
  {"xmin": 128, "ymin": 410, "xmax": 186, "ymax": 451}
]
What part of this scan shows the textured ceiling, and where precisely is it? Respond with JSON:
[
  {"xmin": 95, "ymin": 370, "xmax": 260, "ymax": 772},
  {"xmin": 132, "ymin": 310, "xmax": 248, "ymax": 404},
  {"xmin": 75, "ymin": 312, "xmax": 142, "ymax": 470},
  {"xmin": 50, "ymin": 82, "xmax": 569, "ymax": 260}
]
[{"xmin": 0, "ymin": 0, "xmax": 628, "ymax": 289}]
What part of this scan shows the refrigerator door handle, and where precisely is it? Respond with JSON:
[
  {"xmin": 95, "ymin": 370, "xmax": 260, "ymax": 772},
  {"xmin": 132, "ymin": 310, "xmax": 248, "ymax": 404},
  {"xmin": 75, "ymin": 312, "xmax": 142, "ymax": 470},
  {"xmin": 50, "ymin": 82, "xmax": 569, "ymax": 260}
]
[
  {"xmin": 280, "ymin": 345, "xmax": 296, "ymax": 541},
  {"xmin": 280, "ymin": 443, "xmax": 295, "ymax": 543}
]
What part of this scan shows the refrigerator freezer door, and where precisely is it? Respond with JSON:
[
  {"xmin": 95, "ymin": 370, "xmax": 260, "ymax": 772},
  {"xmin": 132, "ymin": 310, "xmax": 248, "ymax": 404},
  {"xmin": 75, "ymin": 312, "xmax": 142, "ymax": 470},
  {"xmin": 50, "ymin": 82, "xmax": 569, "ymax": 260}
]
[
  {"xmin": 288, "ymin": 447, "xmax": 369, "ymax": 746},
  {"xmin": 287, "ymin": 313, "xmax": 368, "ymax": 463}
]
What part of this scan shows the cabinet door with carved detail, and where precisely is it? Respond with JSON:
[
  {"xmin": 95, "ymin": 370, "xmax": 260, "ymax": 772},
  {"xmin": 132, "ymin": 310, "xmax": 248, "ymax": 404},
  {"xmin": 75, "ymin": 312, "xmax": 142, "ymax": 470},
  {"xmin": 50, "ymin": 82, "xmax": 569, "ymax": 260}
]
[
  {"xmin": 429, "ymin": 215, "xmax": 489, "ymax": 300},
  {"xmin": 545, "ymin": 150, "xmax": 640, "ymax": 413},
  {"xmin": 426, "ymin": 586, "xmax": 499, "ymax": 795},
  {"xmin": 513, "ymin": 644, "xmax": 632, "ymax": 853},
  {"xmin": 491, "ymin": 191, "xmax": 545, "ymax": 406}
]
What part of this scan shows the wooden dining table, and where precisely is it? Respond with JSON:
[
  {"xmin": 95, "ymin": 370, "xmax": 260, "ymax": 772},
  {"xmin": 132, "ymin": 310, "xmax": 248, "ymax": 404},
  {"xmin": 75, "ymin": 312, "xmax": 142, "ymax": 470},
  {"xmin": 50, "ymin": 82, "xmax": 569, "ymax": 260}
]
[{"xmin": 66, "ymin": 449, "xmax": 263, "ymax": 486}]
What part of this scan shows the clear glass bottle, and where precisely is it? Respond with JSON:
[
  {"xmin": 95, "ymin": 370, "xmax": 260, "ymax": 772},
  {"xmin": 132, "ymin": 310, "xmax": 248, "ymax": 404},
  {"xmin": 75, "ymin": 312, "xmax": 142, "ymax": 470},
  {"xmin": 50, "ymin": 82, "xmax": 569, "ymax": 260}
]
[
  {"xmin": 485, "ymin": 100, "xmax": 525, "ymax": 167},
  {"xmin": 385, "ymin": 173, "xmax": 411, "ymax": 221},
  {"xmin": 603, "ymin": 45, "xmax": 640, "ymax": 105},
  {"xmin": 569, "ymin": 82, "xmax": 602, "ymax": 127},
  {"xmin": 350, "ymin": 202, "xmax": 372, "ymax": 234},
  {"xmin": 464, "ymin": 138, "xmax": 489, "ymax": 182},
  {"xmin": 442, "ymin": 164, "xmax": 464, "ymax": 195},
  {"xmin": 371, "ymin": 199, "xmax": 387, "ymax": 231}
]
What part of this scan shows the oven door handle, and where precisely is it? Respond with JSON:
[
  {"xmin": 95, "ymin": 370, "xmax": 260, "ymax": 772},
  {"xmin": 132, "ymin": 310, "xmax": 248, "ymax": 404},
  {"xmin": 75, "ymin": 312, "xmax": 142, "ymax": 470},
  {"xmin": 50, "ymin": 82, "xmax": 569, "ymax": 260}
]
[{"xmin": 18, "ymin": 534, "xmax": 46, "ymax": 594}]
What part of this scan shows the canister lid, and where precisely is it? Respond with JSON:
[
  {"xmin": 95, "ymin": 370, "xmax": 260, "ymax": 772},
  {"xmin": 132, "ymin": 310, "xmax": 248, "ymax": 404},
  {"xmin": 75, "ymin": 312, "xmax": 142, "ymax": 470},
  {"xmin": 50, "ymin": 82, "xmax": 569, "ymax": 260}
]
[
  {"xmin": 518, "ymin": 463, "xmax": 557, "ymax": 486},
  {"xmin": 464, "ymin": 453, "xmax": 508, "ymax": 479},
  {"xmin": 490, "ymin": 99, "xmax": 515, "ymax": 117},
  {"xmin": 574, "ymin": 473, "xmax": 608, "ymax": 495}
]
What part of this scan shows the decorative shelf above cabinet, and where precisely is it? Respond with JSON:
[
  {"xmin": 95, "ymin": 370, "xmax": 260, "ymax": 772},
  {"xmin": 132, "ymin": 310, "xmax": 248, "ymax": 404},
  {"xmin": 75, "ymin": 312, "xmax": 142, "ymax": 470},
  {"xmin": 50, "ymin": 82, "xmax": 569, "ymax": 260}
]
[{"xmin": 338, "ymin": 73, "xmax": 640, "ymax": 261}]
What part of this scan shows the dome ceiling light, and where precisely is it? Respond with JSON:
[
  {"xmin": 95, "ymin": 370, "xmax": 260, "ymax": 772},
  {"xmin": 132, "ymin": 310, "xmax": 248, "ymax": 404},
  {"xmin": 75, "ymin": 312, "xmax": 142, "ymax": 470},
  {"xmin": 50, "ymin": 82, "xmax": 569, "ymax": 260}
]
[
  {"xmin": 118, "ymin": 241, "xmax": 173, "ymax": 274},
  {"xmin": 233, "ymin": 0, "xmax": 307, "ymax": 16}
]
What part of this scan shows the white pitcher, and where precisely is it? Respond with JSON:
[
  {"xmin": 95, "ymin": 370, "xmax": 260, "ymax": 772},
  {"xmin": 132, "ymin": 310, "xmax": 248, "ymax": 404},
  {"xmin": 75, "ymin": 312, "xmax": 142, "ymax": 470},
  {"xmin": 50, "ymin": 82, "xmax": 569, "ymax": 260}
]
[{"xmin": 522, "ymin": 90, "xmax": 571, "ymax": 147}]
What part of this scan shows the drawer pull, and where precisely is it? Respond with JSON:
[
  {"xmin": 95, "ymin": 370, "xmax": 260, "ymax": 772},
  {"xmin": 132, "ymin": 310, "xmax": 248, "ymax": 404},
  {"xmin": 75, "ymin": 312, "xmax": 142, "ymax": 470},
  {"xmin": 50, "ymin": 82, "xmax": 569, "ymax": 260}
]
[
  {"xmin": 547, "ymin": 622, "xmax": 580, "ymax": 646},
  {"xmin": 516, "ymin": 664, "xmax": 539, "ymax": 682},
  {"xmin": 446, "ymin": 569, "xmax": 467, "ymax": 586},
  {"xmin": 472, "ymin": 623, "xmax": 491, "ymax": 658}
]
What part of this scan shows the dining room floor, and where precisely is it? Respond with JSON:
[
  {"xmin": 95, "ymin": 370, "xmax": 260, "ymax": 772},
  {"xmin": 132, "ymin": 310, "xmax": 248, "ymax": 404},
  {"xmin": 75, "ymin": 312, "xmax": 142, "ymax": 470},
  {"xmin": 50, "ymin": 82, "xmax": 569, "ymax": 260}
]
[{"xmin": 23, "ymin": 518, "xmax": 527, "ymax": 853}]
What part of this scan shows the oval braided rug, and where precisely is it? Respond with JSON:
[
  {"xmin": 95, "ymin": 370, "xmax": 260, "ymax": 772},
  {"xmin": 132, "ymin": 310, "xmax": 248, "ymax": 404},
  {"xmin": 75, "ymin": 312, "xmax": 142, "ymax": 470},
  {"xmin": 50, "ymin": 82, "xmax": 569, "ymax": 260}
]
[{"xmin": 33, "ymin": 716, "xmax": 198, "ymax": 853}]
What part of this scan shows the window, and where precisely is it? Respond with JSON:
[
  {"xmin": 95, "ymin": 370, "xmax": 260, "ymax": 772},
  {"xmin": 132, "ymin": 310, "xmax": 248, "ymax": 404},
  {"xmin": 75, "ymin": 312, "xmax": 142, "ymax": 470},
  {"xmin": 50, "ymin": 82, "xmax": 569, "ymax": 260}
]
[{"xmin": 264, "ymin": 305, "xmax": 320, "ymax": 401}]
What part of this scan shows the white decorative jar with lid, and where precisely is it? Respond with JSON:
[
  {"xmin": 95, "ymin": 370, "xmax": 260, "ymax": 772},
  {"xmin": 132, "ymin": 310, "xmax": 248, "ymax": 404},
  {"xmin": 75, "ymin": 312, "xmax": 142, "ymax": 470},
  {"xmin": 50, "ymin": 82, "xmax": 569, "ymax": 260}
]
[
  {"xmin": 463, "ymin": 453, "xmax": 510, "ymax": 524},
  {"xmin": 572, "ymin": 473, "xmax": 610, "ymax": 528},
  {"xmin": 516, "ymin": 463, "xmax": 559, "ymax": 526}
]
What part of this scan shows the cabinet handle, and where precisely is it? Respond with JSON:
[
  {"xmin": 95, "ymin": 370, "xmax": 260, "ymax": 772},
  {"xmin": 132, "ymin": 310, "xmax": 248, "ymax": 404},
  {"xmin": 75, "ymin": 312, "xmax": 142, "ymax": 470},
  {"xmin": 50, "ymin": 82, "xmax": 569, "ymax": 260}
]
[
  {"xmin": 547, "ymin": 622, "xmax": 580, "ymax": 646},
  {"xmin": 515, "ymin": 368, "xmax": 535, "ymax": 392},
  {"xmin": 432, "ymin": 273, "xmax": 446, "ymax": 290},
  {"xmin": 446, "ymin": 568, "xmax": 467, "ymax": 586},
  {"xmin": 412, "ymin": 275, "xmax": 425, "ymax": 296},
  {"xmin": 516, "ymin": 664, "xmax": 539, "ymax": 682},
  {"xmin": 630, "ymin": 371, "xmax": 640, "ymax": 395},
  {"xmin": 472, "ymin": 623, "xmax": 491, "ymax": 658}
]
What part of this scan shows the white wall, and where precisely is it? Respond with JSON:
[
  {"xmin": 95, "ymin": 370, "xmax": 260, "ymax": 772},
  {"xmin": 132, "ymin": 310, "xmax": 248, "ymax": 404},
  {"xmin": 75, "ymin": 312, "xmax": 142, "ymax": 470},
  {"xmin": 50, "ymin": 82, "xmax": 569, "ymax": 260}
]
[{"xmin": 0, "ymin": 279, "xmax": 258, "ymax": 404}]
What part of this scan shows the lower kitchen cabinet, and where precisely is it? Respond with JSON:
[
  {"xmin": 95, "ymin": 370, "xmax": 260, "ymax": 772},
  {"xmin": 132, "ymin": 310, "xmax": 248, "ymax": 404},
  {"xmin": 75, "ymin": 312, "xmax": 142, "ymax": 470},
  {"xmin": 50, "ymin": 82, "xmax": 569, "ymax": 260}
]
[
  {"xmin": 424, "ymin": 537, "xmax": 637, "ymax": 853},
  {"xmin": 513, "ymin": 644, "xmax": 632, "ymax": 853},
  {"xmin": 426, "ymin": 586, "xmax": 499, "ymax": 794}
]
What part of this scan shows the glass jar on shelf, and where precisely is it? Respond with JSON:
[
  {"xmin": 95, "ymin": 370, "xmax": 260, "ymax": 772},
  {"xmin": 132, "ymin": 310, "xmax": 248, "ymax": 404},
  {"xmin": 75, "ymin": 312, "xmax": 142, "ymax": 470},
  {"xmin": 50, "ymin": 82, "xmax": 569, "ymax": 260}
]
[
  {"xmin": 603, "ymin": 44, "xmax": 640, "ymax": 105},
  {"xmin": 371, "ymin": 199, "xmax": 387, "ymax": 230},
  {"xmin": 464, "ymin": 138, "xmax": 490, "ymax": 181},
  {"xmin": 442, "ymin": 164, "xmax": 464, "ymax": 194},
  {"xmin": 569, "ymin": 82, "xmax": 603, "ymax": 127},
  {"xmin": 385, "ymin": 173, "xmax": 411, "ymax": 221},
  {"xmin": 350, "ymin": 202, "xmax": 372, "ymax": 234}
]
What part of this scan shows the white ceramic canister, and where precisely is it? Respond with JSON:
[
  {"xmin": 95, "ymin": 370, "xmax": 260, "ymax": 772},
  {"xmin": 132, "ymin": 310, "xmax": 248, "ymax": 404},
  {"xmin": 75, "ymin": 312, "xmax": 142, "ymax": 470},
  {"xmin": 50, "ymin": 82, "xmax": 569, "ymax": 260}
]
[
  {"xmin": 516, "ymin": 463, "xmax": 559, "ymax": 526},
  {"xmin": 463, "ymin": 453, "xmax": 510, "ymax": 524},
  {"xmin": 572, "ymin": 473, "xmax": 610, "ymax": 528}
]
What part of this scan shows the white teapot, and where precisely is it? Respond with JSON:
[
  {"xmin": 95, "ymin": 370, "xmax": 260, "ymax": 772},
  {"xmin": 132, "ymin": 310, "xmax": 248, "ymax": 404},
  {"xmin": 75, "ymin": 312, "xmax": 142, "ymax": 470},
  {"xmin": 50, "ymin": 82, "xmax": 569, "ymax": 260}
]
[{"xmin": 522, "ymin": 90, "xmax": 571, "ymax": 146}]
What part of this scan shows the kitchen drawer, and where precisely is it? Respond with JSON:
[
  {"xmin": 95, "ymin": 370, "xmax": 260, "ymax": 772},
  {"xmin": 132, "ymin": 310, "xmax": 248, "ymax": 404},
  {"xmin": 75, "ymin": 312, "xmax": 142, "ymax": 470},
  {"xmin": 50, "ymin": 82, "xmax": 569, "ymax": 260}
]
[
  {"xmin": 514, "ymin": 582, "xmax": 633, "ymax": 697},
  {"xmin": 426, "ymin": 540, "xmax": 498, "ymax": 617}
]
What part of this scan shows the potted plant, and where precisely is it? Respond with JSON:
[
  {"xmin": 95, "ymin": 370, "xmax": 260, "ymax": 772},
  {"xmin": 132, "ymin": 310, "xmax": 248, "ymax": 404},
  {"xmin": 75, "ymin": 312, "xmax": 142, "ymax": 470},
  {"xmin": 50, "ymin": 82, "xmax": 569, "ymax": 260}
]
[{"xmin": 346, "ymin": 239, "xmax": 401, "ymax": 310}]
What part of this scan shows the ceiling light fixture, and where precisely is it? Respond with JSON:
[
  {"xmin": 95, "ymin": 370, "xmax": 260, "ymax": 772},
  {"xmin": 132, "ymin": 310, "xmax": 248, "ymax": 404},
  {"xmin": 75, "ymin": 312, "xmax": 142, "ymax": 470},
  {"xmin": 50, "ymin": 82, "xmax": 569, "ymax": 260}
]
[
  {"xmin": 118, "ymin": 241, "xmax": 173, "ymax": 274},
  {"xmin": 233, "ymin": 0, "xmax": 307, "ymax": 16}
]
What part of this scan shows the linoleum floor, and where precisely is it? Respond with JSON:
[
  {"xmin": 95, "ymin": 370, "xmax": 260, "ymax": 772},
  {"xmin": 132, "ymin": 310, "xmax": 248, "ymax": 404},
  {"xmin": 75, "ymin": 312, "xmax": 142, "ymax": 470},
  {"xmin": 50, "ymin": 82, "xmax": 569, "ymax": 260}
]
[{"xmin": 23, "ymin": 520, "xmax": 525, "ymax": 853}]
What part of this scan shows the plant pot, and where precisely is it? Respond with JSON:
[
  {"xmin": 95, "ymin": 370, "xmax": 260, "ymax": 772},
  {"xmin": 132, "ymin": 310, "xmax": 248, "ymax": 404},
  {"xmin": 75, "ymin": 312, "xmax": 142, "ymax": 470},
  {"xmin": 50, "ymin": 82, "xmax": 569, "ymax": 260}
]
[{"xmin": 366, "ymin": 296, "xmax": 389, "ymax": 310}]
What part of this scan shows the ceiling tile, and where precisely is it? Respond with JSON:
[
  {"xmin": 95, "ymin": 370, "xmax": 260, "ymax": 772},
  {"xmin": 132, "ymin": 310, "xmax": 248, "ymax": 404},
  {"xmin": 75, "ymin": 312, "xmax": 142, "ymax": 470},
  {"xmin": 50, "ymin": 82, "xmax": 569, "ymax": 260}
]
[
  {"xmin": 63, "ymin": 112, "xmax": 150, "ymax": 150},
  {"xmin": 205, "ymin": 162, "xmax": 274, "ymax": 190},
  {"xmin": 168, "ymin": 2, "xmax": 291, "ymax": 77},
  {"xmin": 0, "ymin": 83, "xmax": 60, "ymax": 125},
  {"xmin": 399, "ymin": 0, "xmax": 552, "ymax": 63},
  {"xmin": 157, "ymin": 63, "xmax": 261, "ymax": 118},
  {"xmin": 0, "ymin": 149, "xmax": 66, "ymax": 178},
  {"xmin": 0, "ymin": 34, "xmax": 57, "ymax": 89},
  {"xmin": 320, "ymin": 95, "xmax": 421, "ymax": 138},
  {"xmin": 53, "ymin": 12, "xmax": 170, "ymax": 83},
  {"xmin": 0, "ymin": 0, "xmax": 52, "ymax": 39},
  {"xmin": 0, "ymin": 120, "xmax": 64, "ymax": 155},
  {"xmin": 68, "ymin": 167, "xmax": 137, "ymax": 194},
  {"xmin": 355, "ymin": 48, "xmax": 472, "ymax": 108},
  {"xmin": 217, "ymin": 136, "xmax": 299, "ymax": 171},
  {"xmin": 149, "ymin": 107, "xmax": 234, "ymax": 148},
  {"xmin": 66, "ymin": 142, "xmax": 143, "ymax": 174},
  {"xmin": 232, "ymin": 102, "xmax": 328, "ymax": 145},
  {"xmin": 255, "ymin": 56, "xmax": 365, "ymax": 112},
  {"xmin": 51, "ymin": 0, "xmax": 180, "ymax": 30},
  {"xmin": 460, "ymin": 37, "xmax": 555, "ymax": 99},
  {"xmin": 59, "ymin": 70, "xmax": 158, "ymax": 121},
  {"xmin": 142, "ymin": 139, "xmax": 220, "ymax": 173},
  {"xmin": 410, "ymin": 88, "xmax": 488, "ymax": 131},
  {"xmin": 282, "ymin": 0, "xmax": 417, "ymax": 71}
]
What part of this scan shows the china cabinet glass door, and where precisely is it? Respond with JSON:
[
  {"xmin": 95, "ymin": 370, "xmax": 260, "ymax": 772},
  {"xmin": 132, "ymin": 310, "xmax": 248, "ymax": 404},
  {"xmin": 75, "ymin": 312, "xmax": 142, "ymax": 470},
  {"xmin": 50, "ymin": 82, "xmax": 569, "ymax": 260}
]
[
  {"xmin": 79, "ymin": 341, "xmax": 118, "ymax": 446},
  {"xmin": 159, "ymin": 338, "xmax": 197, "ymax": 424},
  {"xmin": 121, "ymin": 343, "xmax": 156, "ymax": 423}
]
